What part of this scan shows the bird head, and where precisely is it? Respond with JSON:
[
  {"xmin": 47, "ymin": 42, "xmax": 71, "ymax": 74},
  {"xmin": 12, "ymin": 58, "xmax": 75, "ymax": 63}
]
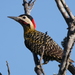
[{"xmin": 8, "ymin": 14, "xmax": 36, "ymax": 30}]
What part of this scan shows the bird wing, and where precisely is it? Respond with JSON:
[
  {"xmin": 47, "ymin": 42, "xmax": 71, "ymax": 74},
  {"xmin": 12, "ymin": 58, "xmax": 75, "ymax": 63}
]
[{"xmin": 25, "ymin": 30, "xmax": 63, "ymax": 62}]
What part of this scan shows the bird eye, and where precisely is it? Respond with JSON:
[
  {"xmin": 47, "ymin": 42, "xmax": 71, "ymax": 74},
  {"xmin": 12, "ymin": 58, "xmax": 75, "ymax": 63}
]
[{"xmin": 23, "ymin": 16, "xmax": 26, "ymax": 19}]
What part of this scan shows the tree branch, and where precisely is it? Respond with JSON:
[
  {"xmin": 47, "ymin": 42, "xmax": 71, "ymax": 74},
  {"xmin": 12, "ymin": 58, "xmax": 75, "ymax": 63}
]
[
  {"xmin": 33, "ymin": 53, "xmax": 43, "ymax": 75},
  {"xmin": 22, "ymin": 0, "xmax": 36, "ymax": 15},
  {"xmin": 39, "ymin": 46, "xmax": 46, "ymax": 75},
  {"xmin": 34, "ymin": 32, "xmax": 47, "ymax": 75},
  {"xmin": 55, "ymin": 0, "xmax": 75, "ymax": 75},
  {"xmin": 55, "ymin": 0, "xmax": 69, "ymax": 25},
  {"xmin": 6, "ymin": 61, "xmax": 10, "ymax": 75},
  {"xmin": 34, "ymin": 46, "xmax": 46, "ymax": 75},
  {"xmin": 61, "ymin": 0, "xmax": 74, "ymax": 20},
  {"xmin": 37, "ymin": 32, "xmax": 48, "ymax": 75}
]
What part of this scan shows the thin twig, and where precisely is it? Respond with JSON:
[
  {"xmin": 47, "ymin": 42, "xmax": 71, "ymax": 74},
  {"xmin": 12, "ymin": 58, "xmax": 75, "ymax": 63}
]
[
  {"xmin": 6, "ymin": 61, "xmax": 10, "ymax": 75},
  {"xmin": 34, "ymin": 32, "xmax": 47, "ymax": 75},
  {"xmin": 39, "ymin": 46, "xmax": 46, "ymax": 75},
  {"xmin": 39, "ymin": 32, "xmax": 47, "ymax": 75}
]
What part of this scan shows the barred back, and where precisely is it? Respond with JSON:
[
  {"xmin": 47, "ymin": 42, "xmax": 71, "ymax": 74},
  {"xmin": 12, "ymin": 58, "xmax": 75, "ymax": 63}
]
[{"xmin": 24, "ymin": 30, "xmax": 64, "ymax": 63}]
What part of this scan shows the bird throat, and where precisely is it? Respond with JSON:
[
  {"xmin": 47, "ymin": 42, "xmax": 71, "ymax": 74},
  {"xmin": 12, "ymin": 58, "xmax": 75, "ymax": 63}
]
[{"xmin": 23, "ymin": 26, "xmax": 35, "ymax": 35}]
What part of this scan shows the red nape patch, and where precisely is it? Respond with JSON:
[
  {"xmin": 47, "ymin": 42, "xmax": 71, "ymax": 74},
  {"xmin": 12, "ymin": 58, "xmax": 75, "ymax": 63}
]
[
  {"xmin": 32, "ymin": 19, "xmax": 36, "ymax": 29},
  {"xmin": 19, "ymin": 20, "xmax": 28, "ymax": 25}
]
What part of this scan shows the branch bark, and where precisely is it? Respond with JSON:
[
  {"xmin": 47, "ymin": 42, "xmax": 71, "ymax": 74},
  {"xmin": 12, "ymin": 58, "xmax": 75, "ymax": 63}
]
[
  {"xmin": 34, "ymin": 32, "xmax": 47, "ymax": 75},
  {"xmin": 55, "ymin": 0, "xmax": 75, "ymax": 75},
  {"xmin": 22, "ymin": 0, "xmax": 36, "ymax": 15},
  {"xmin": 34, "ymin": 46, "xmax": 46, "ymax": 75}
]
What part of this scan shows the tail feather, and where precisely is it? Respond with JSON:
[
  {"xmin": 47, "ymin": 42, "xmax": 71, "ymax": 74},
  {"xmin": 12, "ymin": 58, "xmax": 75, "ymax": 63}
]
[{"xmin": 68, "ymin": 63, "xmax": 75, "ymax": 74}]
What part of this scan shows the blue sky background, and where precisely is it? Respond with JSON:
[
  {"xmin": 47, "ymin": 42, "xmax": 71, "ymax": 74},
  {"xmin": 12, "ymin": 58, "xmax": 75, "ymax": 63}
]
[{"xmin": 0, "ymin": 0, "xmax": 75, "ymax": 75}]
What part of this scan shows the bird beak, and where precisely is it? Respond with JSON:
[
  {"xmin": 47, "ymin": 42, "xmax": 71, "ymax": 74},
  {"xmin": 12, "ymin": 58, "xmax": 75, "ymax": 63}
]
[{"xmin": 8, "ymin": 16, "xmax": 20, "ymax": 22}]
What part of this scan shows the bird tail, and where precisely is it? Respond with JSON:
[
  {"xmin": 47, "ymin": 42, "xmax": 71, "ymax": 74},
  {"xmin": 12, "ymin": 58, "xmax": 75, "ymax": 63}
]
[{"xmin": 68, "ymin": 63, "xmax": 75, "ymax": 74}]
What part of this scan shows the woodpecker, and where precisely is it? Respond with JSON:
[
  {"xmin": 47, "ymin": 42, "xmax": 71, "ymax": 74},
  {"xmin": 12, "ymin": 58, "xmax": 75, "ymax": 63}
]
[{"xmin": 8, "ymin": 14, "xmax": 75, "ymax": 74}]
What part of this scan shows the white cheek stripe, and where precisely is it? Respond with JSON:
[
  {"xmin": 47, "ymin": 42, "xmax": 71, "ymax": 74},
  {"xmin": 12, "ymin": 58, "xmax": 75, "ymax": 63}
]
[{"xmin": 19, "ymin": 16, "xmax": 34, "ymax": 29}]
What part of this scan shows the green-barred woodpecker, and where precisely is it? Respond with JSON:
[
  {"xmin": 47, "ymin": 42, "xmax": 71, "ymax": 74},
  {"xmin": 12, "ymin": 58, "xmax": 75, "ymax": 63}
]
[{"xmin": 8, "ymin": 14, "xmax": 75, "ymax": 74}]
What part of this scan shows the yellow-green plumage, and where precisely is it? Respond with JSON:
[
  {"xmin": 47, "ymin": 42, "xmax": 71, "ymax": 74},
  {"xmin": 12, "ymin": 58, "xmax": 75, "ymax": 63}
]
[{"xmin": 24, "ymin": 29, "xmax": 63, "ymax": 63}]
